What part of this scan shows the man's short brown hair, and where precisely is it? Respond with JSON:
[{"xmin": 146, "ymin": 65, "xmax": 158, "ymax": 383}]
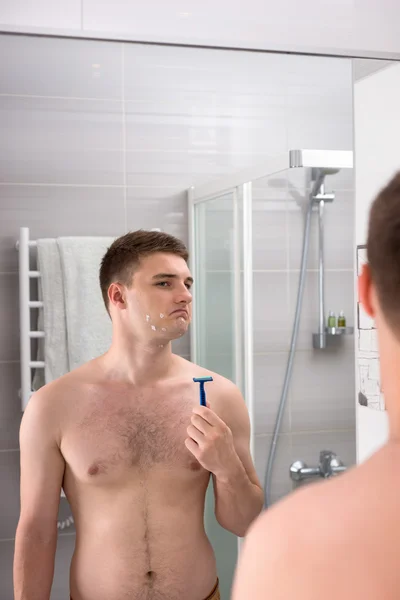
[
  {"xmin": 99, "ymin": 230, "xmax": 189, "ymax": 313},
  {"xmin": 367, "ymin": 172, "xmax": 400, "ymax": 331}
]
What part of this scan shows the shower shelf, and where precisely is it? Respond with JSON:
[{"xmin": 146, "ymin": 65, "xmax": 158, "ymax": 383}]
[
  {"xmin": 312, "ymin": 326, "xmax": 354, "ymax": 349},
  {"xmin": 325, "ymin": 326, "xmax": 354, "ymax": 336}
]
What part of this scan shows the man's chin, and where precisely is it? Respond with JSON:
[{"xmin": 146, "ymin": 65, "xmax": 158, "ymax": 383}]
[{"xmin": 164, "ymin": 319, "xmax": 190, "ymax": 340}]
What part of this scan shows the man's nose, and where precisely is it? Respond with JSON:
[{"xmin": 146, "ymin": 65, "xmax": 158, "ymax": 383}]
[{"xmin": 175, "ymin": 285, "xmax": 192, "ymax": 304}]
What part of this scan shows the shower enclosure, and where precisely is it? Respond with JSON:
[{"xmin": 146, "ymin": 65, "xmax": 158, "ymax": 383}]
[{"xmin": 187, "ymin": 149, "xmax": 353, "ymax": 599}]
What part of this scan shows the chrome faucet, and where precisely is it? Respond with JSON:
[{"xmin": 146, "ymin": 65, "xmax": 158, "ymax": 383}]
[
  {"xmin": 319, "ymin": 449, "xmax": 337, "ymax": 478},
  {"xmin": 290, "ymin": 449, "xmax": 346, "ymax": 483}
]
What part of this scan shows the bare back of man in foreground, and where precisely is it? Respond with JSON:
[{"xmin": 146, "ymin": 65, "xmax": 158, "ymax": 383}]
[
  {"xmin": 232, "ymin": 172, "xmax": 400, "ymax": 600},
  {"xmin": 13, "ymin": 231, "xmax": 263, "ymax": 600}
]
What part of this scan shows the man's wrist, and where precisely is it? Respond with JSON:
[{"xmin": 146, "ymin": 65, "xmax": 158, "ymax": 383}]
[{"xmin": 214, "ymin": 452, "xmax": 247, "ymax": 485}]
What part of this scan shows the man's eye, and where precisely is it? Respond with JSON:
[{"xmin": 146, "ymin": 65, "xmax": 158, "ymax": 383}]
[{"xmin": 156, "ymin": 282, "xmax": 169, "ymax": 287}]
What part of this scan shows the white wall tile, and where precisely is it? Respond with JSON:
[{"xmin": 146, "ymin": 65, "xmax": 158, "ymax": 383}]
[
  {"xmin": 0, "ymin": 35, "xmax": 122, "ymax": 99},
  {"xmin": 253, "ymin": 272, "xmax": 290, "ymax": 353},
  {"xmin": 252, "ymin": 190, "xmax": 288, "ymax": 272},
  {"xmin": 0, "ymin": 0, "xmax": 81, "ymax": 30},
  {"xmin": 125, "ymin": 190, "xmax": 187, "ymax": 243},
  {"xmin": 79, "ymin": 0, "xmax": 400, "ymax": 58},
  {"xmin": 0, "ymin": 186, "xmax": 126, "ymax": 273},
  {"xmin": 0, "ymin": 96, "xmax": 124, "ymax": 185},
  {"xmin": 288, "ymin": 190, "xmax": 355, "ymax": 272}
]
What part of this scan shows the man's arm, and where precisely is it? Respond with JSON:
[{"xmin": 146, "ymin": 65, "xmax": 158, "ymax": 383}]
[
  {"xmin": 232, "ymin": 485, "xmax": 326, "ymax": 600},
  {"xmin": 211, "ymin": 382, "xmax": 263, "ymax": 537},
  {"xmin": 232, "ymin": 509, "xmax": 290, "ymax": 599},
  {"xmin": 186, "ymin": 379, "xmax": 263, "ymax": 537},
  {"xmin": 14, "ymin": 388, "xmax": 65, "ymax": 600}
]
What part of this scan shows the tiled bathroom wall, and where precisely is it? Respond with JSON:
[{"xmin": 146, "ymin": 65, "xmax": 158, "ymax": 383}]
[{"xmin": 0, "ymin": 33, "xmax": 355, "ymax": 597}]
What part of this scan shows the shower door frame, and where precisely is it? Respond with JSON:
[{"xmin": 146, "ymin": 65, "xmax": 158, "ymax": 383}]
[
  {"xmin": 188, "ymin": 183, "xmax": 254, "ymax": 461},
  {"xmin": 188, "ymin": 152, "xmax": 297, "ymax": 466}
]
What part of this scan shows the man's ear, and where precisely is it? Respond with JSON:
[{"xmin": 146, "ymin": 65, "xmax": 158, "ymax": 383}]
[
  {"xmin": 358, "ymin": 263, "xmax": 375, "ymax": 318},
  {"xmin": 108, "ymin": 283, "xmax": 127, "ymax": 311}
]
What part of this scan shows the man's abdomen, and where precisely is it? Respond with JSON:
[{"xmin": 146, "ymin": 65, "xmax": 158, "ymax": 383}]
[{"xmin": 69, "ymin": 515, "xmax": 217, "ymax": 600}]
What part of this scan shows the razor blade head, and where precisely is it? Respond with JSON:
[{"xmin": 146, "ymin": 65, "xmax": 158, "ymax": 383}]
[{"xmin": 193, "ymin": 376, "xmax": 214, "ymax": 383}]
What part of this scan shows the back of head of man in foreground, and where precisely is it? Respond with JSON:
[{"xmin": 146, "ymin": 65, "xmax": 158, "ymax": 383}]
[{"xmin": 231, "ymin": 171, "xmax": 400, "ymax": 600}]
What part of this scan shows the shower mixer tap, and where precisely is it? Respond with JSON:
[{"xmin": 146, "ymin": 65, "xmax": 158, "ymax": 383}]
[{"xmin": 289, "ymin": 450, "xmax": 346, "ymax": 482}]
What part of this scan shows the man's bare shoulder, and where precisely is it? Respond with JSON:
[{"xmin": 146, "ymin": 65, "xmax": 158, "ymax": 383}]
[
  {"xmin": 233, "ymin": 476, "xmax": 353, "ymax": 599},
  {"xmin": 234, "ymin": 447, "xmax": 400, "ymax": 600},
  {"xmin": 27, "ymin": 360, "xmax": 99, "ymax": 414},
  {"xmin": 176, "ymin": 356, "xmax": 234, "ymax": 384}
]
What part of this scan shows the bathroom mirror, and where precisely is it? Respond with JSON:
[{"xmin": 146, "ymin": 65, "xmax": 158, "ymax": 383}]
[{"xmin": 0, "ymin": 32, "xmax": 397, "ymax": 598}]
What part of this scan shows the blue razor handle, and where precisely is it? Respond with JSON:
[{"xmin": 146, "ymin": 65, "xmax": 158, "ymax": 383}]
[{"xmin": 193, "ymin": 376, "xmax": 213, "ymax": 406}]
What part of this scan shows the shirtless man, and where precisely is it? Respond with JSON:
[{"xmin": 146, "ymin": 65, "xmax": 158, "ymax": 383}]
[
  {"xmin": 13, "ymin": 230, "xmax": 263, "ymax": 600},
  {"xmin": 232, "ymin": 171, "xmax": 400, "ymax": 600}
]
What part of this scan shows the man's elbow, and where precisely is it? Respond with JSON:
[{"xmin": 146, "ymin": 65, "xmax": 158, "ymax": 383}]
[
  {"xmin": 216, "ymin": 516, "xmax": 248, "ymax": 538},
  {"xmin": 16, "ymin": 515, "xmax": 58, "ymax": 545}
]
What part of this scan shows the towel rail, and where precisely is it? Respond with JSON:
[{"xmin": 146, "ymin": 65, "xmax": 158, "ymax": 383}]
[{"xmin": 17, "ymin": 226, "xmax": 162, "ymax": 411}]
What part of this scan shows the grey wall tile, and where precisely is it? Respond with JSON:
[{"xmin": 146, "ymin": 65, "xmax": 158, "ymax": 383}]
[
  {"xmin": 0, "ymin": 96, "xmax": 124, "ymax": 185},
  {"xmin": 288, "ymin": 190, "xmax": 355, "ymax": 271},
  {"xmin": 254, "ymin": 433, "xmax": 293, "ymax": 504},
  {"xmin": 291, "ymin": 429, "xmax": 356, "ymax": 474},
  {"xmin": 51, "ymin": 533, "xmax": 76, "ymax": 600},
  {"xmin": 253, "ymin": 272, "xmax": 290, "ymax": 353},
  {"xmin": 290, "ymin": 348, "xmax": 356, "ymax": 432},
  {"xmin": 289, "ymin": 270, "xmax": 355, "ymax": 351},
  {"xmin": 0, "ymin": 274, "xmax": 19, "ymax": 362},
  {"xmin": 0, "ymin": 36, "xmax": 123, "ymax": 99},
  {"xmin": 253, "ymin": 352, "xmax": 291, "ymax": 435},
  {"xmin": 0, "ymin": 539, "xmax": 15, "ymax": 599},
  {"xmin": 0, "ymin": 450, "xmax": 20, "ymax": 540},
  {"xmin": 0, "ymin": 362, "xmax": 22, "ymax": 451},
  {"xmin": 57, "ymin": 499, "xmax": 76, "ymax": 537},
  {"xmin": 0, "ymin": 186, "xmax": 126, "ymax": 273}
]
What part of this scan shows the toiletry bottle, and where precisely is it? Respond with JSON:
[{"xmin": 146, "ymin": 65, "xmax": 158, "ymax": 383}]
[
  {"xmin": 338, "ymin": 310, "xmax": 346, "ymax": 328},
  {"xmin": 328, "ymin": 311, "xmax": 336, "ymax": 328}
]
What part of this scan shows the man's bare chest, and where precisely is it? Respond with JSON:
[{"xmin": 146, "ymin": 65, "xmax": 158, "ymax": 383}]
[{"xmin": 62, "ymin": 388, "xmax": 204, "ymax": 482}]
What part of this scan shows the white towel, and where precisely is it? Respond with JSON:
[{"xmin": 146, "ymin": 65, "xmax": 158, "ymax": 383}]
[
  {"xmin": 57, "ymin": 237, "xmax": 115, "ymax": 372},
  {"xmin": 33, "ymin": 236, "xmax": 115, "ymax": 387},
  {"xmin": 33, "ymin": 239, "xmax": 69, "ymax": 388}
]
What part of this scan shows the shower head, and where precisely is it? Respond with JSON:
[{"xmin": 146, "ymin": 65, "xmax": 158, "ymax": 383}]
[
  {"xmin": 311, "ymin": 166, "xmax": 340, "ymax": 182},
  {"xmin": 289, "ymin": 149, "xmax": 353, "ymax": 171},
  {"xmin": 318, "ymin": 167, "xmax": 341, "ymax": 176}
]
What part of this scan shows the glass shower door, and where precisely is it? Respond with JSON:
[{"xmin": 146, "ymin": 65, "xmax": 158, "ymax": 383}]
[{"xmin": 188, "ymin": 184, "xmax": 253, "ymax": 600}]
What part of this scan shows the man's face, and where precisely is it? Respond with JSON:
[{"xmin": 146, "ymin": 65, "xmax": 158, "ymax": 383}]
[{"xmin": 125, "ymin": 252, "xmax": 193, "ymax": 341}]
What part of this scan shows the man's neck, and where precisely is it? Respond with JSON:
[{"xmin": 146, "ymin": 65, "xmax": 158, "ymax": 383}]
[{"xmin": 103, "ymin": 334, "xmax": 176, "ymax": 386}]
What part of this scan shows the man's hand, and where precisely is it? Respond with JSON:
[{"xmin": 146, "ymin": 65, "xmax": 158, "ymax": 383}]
[{"xmin": 185, "ymin": 403, "xmax": 241, "ymax": 480}]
